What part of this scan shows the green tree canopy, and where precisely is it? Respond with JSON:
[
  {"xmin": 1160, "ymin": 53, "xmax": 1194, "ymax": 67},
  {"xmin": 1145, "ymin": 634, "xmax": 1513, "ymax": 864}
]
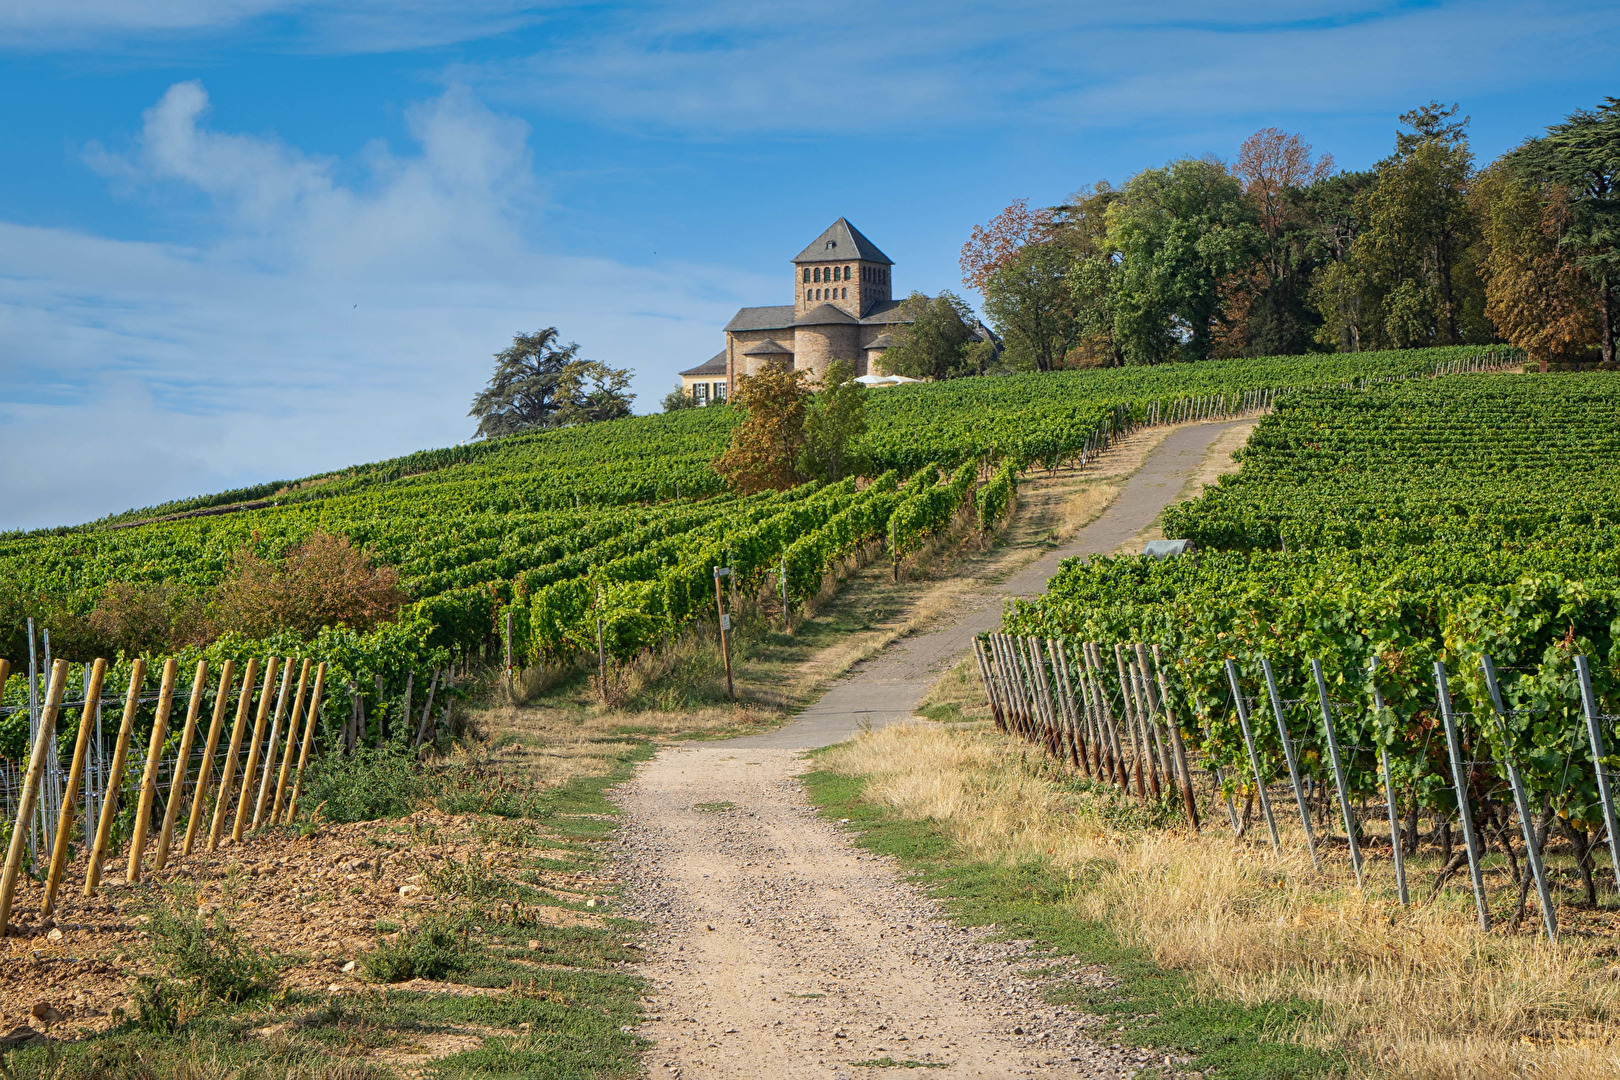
[
  {"xmin": 982, "ymin": 242, "xmax": 1078, "ymax": 371},
  {"xmin": 800, "ymin": 361, "xmax": 868, "ymax": 482},
  {"xmin": 712, "ymin": 364, "xmax": 811, "ymax": 493},
  {"xmin": 1106, "ymin": 158, "xmax": 1260, "ymax": 363},
  {"xmin": 880, "ymin": 291, "xmax": 985, "ymax": 380},
  {"xmin": 1509, "ymin": 97, "xmax": 1620, "ymax": 365},
  {"xmin": 469, "ymin": 328, "xmax": 635, "ymax": 438}
]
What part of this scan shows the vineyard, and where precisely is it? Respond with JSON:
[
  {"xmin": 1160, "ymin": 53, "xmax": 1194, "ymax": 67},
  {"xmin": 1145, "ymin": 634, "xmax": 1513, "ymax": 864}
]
[
  {"xmin": 1, "ymin": 345, "xmax": 1517, "ymax": 768},
  {"xmin": 998, "ymin": 370, "xmax": 1620, "ymax": 936}
]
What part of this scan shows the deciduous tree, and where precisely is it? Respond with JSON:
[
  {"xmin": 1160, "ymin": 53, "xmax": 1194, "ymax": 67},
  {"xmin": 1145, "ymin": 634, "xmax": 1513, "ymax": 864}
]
[
  {"xmin": 982, "ymin": 243, "xmax": 1078, "ymax": 371},
  {"xmin": 880, "ymin": 291, "xmax": 982, "ymax": 380},
  {"xmin": 712, "ymin": 364, "xmax": 811, "ymax": 493},
  {"xmin": 800, "ymin": 361, "xmax": 868, "ymax": 482},
  {"xmin": 959, "ymin": 198, "xmax": 1054, "ymax": 293}
]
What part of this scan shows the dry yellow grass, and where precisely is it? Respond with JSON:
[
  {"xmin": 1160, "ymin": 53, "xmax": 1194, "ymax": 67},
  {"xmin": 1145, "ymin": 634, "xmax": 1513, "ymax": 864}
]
[{"xmin": 820, "ymin": 723, "xmax": 1620, "ymax": 1080}]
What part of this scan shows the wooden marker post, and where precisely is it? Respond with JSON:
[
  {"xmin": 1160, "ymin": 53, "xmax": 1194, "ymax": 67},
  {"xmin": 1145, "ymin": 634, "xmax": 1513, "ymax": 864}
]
[
  {"xmin": 284, "ymin": 663, "xmax": 328, "ymax": 823},
  {"xmin": 270, "ymin": 660, "xmax": 312, "ymax": 823},
  {"xmin": 412, "ymin": 669, "xmax": 440, "ymax": 750},
  {"xmin": 714, "ymin": 566, "xmax": 734, "ymax": 702},
  {"xmin": 184, "ymin": 659, "xmax": 236, "ymax": 857},
  {"xmin": 43, "ymin": 658, "xmax": 106, "ymax": 916},
  {"xmin": 153, "ymin": 661, "xmax": 208, "ymax": 870},
  {"xmin": 232, "ymin": 656, "xmax": 281, "ymax": 843},
  {"xmin": 1149, "ymin": 646, "xmax": 1201, "ymax": 831},
  {"xmin": 125, "ymin": 658, "xmax": 178, "ymax": 883},
  {"xmin": 1, "ymin": 660, "xmax": 66, "ymax": 935},
  {"xmin": 209, "ymin": 658, "xmax": 262, "ymax": 852},
  {"xmin": 86, "ymin": 660, "xmax": 145, "ymax": 893},
  {"xmin": 248, "ymin": 658, "xmax": 293, "ymax": 833}
]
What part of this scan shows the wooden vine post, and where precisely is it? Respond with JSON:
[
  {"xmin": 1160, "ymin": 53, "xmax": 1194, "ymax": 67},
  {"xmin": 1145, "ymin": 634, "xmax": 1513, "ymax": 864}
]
[
  {"xmin": 185, "ymin": 659, "xmax": 237, "ymax": 857},
  {"xmin": 270, "ymin": 660, "xmax": 313, "ymax": 823},
  {"xmin": 210, "ymin": 657, "xmax": 264, "ymax": 851},
  {"xmin": 86, "ymin": 660, "xmax": 146, "ymax": 894},
  {"xmin": 126, "ymin": 658, "xmax": 179, "ymax": 884},
  {"xmin": 153, "ymin": 661, "xmax": 209, "ymax": 871},
  {"xmin": 714, "ymin": 565, "xmax": 734, "ymax": 702},
  {"xmin": 43, "ymin": 658, "xmax": 107, "ymax": 916},
  {"xmin": 251, "ymin": 658, "xmax": 297, "ymax": 830},
  {"xmin": 1, "ymin": 660, "xmax": 65, "ymax": 935},
  {"xmin": 232, "ymin": 656, "xmax": 281, "ymax": 843},
  {"xmin": 284, "ymin": 663, "xmax": 329, "ymax": 823}
]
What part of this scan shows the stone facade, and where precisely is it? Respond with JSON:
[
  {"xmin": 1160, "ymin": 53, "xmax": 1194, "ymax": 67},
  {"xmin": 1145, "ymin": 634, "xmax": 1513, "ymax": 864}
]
[{"xmin": 717, "ymin": 218, "xmax": 914, "ymax": 394}]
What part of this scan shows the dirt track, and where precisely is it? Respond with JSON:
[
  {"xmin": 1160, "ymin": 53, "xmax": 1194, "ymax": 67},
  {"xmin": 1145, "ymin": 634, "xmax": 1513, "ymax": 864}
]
[{"xmin": 616, "ymin": 421, "xmax": 1250, "ymax": 1078}]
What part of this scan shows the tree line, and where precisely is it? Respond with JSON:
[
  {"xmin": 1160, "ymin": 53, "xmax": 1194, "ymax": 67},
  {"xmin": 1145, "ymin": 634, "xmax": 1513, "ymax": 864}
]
[{"xmin": 952, "ymin": 98, "xmax": 1619, "ymax": 372}]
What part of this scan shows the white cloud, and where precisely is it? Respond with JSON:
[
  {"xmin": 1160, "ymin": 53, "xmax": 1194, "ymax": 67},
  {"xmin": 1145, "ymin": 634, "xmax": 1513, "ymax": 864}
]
[{"xmin": 0, "ymin": 81, "xmax": 759, "ymax": 530}]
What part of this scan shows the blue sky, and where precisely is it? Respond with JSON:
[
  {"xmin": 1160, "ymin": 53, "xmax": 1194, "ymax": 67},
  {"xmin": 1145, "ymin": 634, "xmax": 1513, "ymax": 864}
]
[{"xmin": 2, "ymin": 1, "xmax": 1616, "ymax": 530}]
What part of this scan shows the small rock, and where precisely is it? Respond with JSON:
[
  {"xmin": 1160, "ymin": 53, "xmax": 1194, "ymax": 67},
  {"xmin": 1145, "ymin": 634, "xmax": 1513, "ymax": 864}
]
[
  {"xmin": 398, "ymin": 884, "xmax": 421, "ymax": 898},
  {"xmin": 585, "ymin": 898, "xmax": 598, "ymax": 908},
  {"xmin": 46, "ymin": 928, "xmax": 63, "ymax": 942},
  {"xmin": 31, "ymin": 1003, "xmax": 64, "ymax": 1028},
  {"xmin": 341, "ymin": 960, "xmax": 357, "ymax": 973},
  {"xmin": 528, "ymin": 940, "xmax": 540, "ymax": 951},
  {"xmin": 327, "ymin": 983, "xmax": 344, "ymax": 993}
]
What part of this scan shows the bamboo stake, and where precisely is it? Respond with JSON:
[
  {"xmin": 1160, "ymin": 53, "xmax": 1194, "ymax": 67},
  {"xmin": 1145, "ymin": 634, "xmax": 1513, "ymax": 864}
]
[
  {"xmin": 1114, "ymin": 645, "xmax": 1152, "ymax": 800},
  {"xmin": 43, "ymin": 658, "xmax": 106, "ymax": 916},
  {"xmin": 284, "ymin": 663, "xmax": 328, "ymax": 823},
  {"xmin": 231, "ymin": 657, "xmax": 281, "ymax": 843},
  {"xmin": 246, "ymin": 658, "xmax": 293, "ymax": 833},
  {"xmin": 972, "ymin": 639, "xmax": 1005, "ymax": 732},
  {"xmin": 86, "ymin": 660, "xmax": 145, "ymax": 894},
  {"xmin": 184, "ymin": 659, "xmax": 236, "ymax": 857},
  {"xmin": 125, "ymin": 658, "xmax": 178, "ymax": 884},
  {"xmin": 1, "ymin": 660, "xmax": 66, "ymax": 935},
  {"xmin": 210, "ymin": 658, "xmax": 263, "ymax": 851},
  {"xmin": 270, "ymin": 660, "xmax": 312, "ymax": 824},
  {"xmin": 153, "ymin": 661, "xmax": 208, "ymax": 871},
  {"xmin": 1051, "ymin": 639, "xmax": 1085, "ymax": 771}
]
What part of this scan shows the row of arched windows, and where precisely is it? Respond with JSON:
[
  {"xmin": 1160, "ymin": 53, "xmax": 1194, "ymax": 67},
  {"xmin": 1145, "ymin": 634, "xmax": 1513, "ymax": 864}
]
[
  {"xmin": 800, "ymin": 264, "xmax": 891, "ymax": 285},
  {"xmin": 804, "ymin": 265, "xmax": 853, "ymax": 283},
  {"xmin": 807, "ymin": 287, "xmax": 848, "ymax": 302}
]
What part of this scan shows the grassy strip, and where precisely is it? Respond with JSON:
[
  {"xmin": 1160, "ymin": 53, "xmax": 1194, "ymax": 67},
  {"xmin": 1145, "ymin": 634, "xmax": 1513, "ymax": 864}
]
[
  {"xmin": 2, "ymin": 742, "xmax": 656, "ymax": 1080},
  {"xmin": 804, "ymin": 767, "xmax": 1345, "ymax": 1080}
]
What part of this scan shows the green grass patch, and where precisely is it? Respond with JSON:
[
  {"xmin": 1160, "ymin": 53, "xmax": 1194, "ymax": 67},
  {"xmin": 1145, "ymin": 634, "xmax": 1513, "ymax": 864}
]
[
  {"xmin": 849, "ymin": 1058, "xmax": 948, "ymax": 1069},
  {"xmin": 692, "ymin": 801, "xmax": 736, "ymax": 813},
  {"xmin": 803, "ymin": 767, "xmax": 1345, "ymax": 1080}
]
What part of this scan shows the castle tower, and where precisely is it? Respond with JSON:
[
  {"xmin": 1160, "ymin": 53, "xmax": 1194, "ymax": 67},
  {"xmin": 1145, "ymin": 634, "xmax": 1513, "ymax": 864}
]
[{"xmin": 792, "ymin": 218, "xmax": 893, "ymax": 318}]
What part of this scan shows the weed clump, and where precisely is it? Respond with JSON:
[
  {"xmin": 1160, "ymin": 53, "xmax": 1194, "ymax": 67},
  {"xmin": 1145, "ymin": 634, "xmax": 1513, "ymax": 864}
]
[
  {"xmin": 362, "ymin": 918, "xmax": 469, "ymax": 983},
  {"xmin": 435, "ymin": 762, "xmax": 544, "ymax": 818},
  {"xmin": 141, "ymin": 887, "xmax": 280, "ymax": 1004},
  {"xmin": 308, "ymin": 746, "xmax": 425, "ymax": 823}
]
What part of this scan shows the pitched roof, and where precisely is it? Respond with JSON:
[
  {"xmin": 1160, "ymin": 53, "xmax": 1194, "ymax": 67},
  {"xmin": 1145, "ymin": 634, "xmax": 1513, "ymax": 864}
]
[
  {"xmin": 864, "ymin": 332, "xmax": 898, "ymax": 350},
  {"xmin": 794, "ymin": 303, "xmax": 859, "ymax": 326},
  {"xmin": 792, "ymin": 218, "xmax": 893, "ymax": 266},
  {"xmin": 680, "ymin": 351, "xmax": 728, "ymax": 377},
  {"xmin": 739, "ymin": 338, "xmax": 794, "ymax": 356},
  {"xmin": 724, "ymin": 305, "xmax": 798, "ymax": 333},
  {"xmin": 859, "ymin": 299, "xmax": 914, "ymax": 325}
]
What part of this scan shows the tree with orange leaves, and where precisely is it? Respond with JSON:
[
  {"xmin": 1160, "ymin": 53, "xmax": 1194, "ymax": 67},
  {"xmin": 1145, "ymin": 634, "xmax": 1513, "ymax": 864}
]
[{"xmin": 959, "ymin": 199, "xmax": 1054, "ymax": 294}]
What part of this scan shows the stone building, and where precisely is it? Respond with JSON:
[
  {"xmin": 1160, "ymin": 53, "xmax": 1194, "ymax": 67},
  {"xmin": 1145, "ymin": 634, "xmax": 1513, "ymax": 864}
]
[{"xmin": 679, "ymin": 218, "xmax": 994, "ymax": 400}]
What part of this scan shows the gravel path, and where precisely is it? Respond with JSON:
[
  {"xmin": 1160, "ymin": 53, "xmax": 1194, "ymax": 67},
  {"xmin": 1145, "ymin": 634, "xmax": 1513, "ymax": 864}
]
[
  {"xmin": 615, "ymin": 422, "xmax": 1245, "ymax": 1078},
  {"xmin": 618, "ymin": 749, "xmax": 1161, "ymax": 1078}
]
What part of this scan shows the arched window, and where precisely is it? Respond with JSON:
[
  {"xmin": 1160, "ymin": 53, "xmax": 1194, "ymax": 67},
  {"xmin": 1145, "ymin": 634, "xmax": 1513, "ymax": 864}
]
[
  {"xmin": 844, "ymin": 266, "xmax": 851, "ymax": 280},
  {"xmin": 802, "ymin": 268, "xmax": 810, "ymax": 283},
  {"xmin": 841, "ymin": 287, "xmax": 848, "ymax": 299},
  {"xmin": 813, "ymin": 267, "xmax": 821, "ymax": 283}
]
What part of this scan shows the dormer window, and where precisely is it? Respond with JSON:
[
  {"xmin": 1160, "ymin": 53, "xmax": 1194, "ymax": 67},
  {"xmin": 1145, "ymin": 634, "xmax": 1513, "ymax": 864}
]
[{"xmin": 826, "ymin": 240, "xmax": 835, "ymax": 251}]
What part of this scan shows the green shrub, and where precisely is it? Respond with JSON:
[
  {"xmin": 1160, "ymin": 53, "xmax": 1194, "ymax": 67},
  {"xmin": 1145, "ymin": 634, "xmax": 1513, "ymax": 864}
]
[
  {"xmin": 306, "ymin": 746, "xmax": 425, "ymax": 823},
  {"xmin": 141, "ymin": 887, "xmax": 280, "ymax": 1004},
  {"xmin": 361, "ymin": 918, "xmax": 468, "ymax": 982}
]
